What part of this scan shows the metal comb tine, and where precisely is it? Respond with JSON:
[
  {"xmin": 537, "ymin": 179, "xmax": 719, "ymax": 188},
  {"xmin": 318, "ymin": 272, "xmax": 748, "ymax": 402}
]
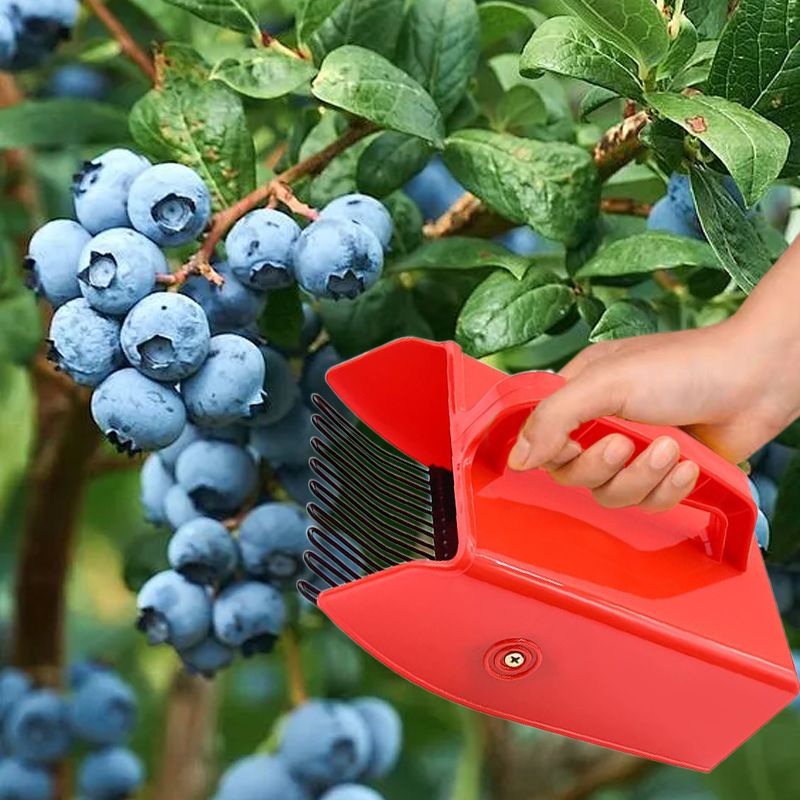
[
  {"xmin": 309, "ymin": 498, "xmax": 434, "ymax": 564},
  {"xmin": 311, "ymin": 411, "xmax": 429, "ymax": 485},
  {"xmin": 311, "ymin": 437, "xmax": 433, "ymax": 513},
  {"xmin": 308, "ymin": 467, "xmax": 437, "ymax": 546},
  {"xmin": 307, "ymin": 526, "xmax": 382, "ymax": 576},
  {"xmin": 306, "ymin": 529, "xmax": 368, "ymax": 581},
  {"xmin": 311, "ymin": 394, "xmax": 428, "ymax": 478},
  {"xmin": 303, "ymin": 550, "xmax": 351, "ymax": 588},
  {"xmin": 296, "ymin": 580, "xmax": 320, "ymax": 605}
]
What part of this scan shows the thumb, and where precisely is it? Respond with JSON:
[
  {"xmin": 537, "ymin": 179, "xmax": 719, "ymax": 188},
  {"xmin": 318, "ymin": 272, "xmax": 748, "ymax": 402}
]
[{"xmin": 508, "ymin": 368, "xmax": 627, "ymax": 470}]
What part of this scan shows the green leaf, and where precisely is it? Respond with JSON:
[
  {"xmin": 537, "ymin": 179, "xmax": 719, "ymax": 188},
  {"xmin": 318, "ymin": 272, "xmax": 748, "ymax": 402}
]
[
  {"xmin": 707, "ymin": 0, "xmax": 800, "ymax": 175},
  {"xmin": 0, "ymin": 290, "xmax": 41, "ymax": 365},
  {"xmin": 456, "ymin": 267, "xmax": 576, "ymax": 357},
  {"xmin": 575, "ymin": 232, "xmax": 720, "ymax": 278},
  {"xmin": 478, "ymin": 1, "xmax": 540, "ymax": 48},
  {"xmin": 162, "ymin": 0, "xmax": 259, "ymax": 34},
  {"xmin": 210, "ymin": 49, "xmax": 318, "ymax": 99},
  {"xmin": 356, "ymin": 133, "xmax": 432, "ymax": 198},
  {"xmin": 260, "ymin": 285, "xmax": 304, "ymax": 351},
  {"xmin": 309, "ymin": 134, "xmax": 377, "ymax": 207},
  {"xmin": 669, "ymin": 39, "xmax": 718, "ymax": 90},
  {"xmin": 521, "ymin": 16, "xmax": 644, "ymax": 99},
  {"xmin": 684, "ymin": 0, "xmax": 728, "ymax": 39},
  {"xmin": 312, "ymin": 46, "xmax": 445, "ymax": 146},
  {"xmin": 579, "ymin": 86, "xmax": 619, "ymax": 120},
  {"xmin": 0, "ymin": 100, "xmax": 128, "ymax": 149},
  {"xmin": 589, "ymin": 300, "xmax": 656, "ymax": 342},
  {"xmin": 302, "ymin": 0, "xmax": 405, "ymax": 64},
  {"xmin": 390, "ymin": 237, "xmax": 548, "ymax": 279},
  {"xmin": 397, "ymin": 0, "xmax": 481, "ymax": 119},
  {"xmin": 130, "ymin": 44, "xmax": 255, "ymax": 208},
  {"xmin": 689, "ymin": 167, "xmax": 772, "ymax": 293},
  {"xmin": 443, "ymin": 129, "xmax": 600, "ymax": 246},
  {"xmin": 558, "ymin": 0, "xmax": 670, "ymax": 72},
  {"xmin": 383, "ymin": 191, "xmax": 424, "ymax": 256},
  {"xmin": 646, "ymin": 91, "xmax": 790, "ymax": 207},
  {"xmin": 577, "ymin": 295, "xmax": 605, "ymax": 328},
  {"xmin": 491, "ymin": 85, "xmax": 548, "ymax": 134},
  {"xmin": 658, "ymin": 14, "xmax": 698, "ymax": 83}
]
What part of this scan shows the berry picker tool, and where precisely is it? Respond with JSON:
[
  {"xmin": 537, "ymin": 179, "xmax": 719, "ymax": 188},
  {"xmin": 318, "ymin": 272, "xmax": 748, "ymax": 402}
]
[{"xmin": 298, "ymin": 338, "xmax": 799, "ymax": 771}]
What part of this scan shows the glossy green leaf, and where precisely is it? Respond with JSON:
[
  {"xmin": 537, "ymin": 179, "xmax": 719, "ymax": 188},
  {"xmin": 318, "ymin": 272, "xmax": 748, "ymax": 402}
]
[
  {"xmin": 521, "ymin": 16, "xmax": 643, "ymax": 99},
  {"xmin": 210, "ymin": 49, "xmax": 318, "ymax": 99},
  {"xmin": 356, "ymin": 133, "xmax": 432, "ymax": 198},
  {"xmin": 659, "ymin": 14, "xmax": 698, "ymax": 82},
  {"xmin": 312, "ymin": 46, "xmax": 445, "ymax": 146},
  {"xmin": 478, "ymin": 1, "xmax": 539, "ymax": 48},
  {"xmin": 309, "ymin": 134, "xmax": 377, "ymax": 207},
  {"xmin": 579, "ymin": 86, "xmax": 619, "ymax": 120},
  {"xmin": 444, "ymin": 129, "xmax": 600, "ymax": 246},
  {"xmin": 646, "ymin": 91, "xmax": 790, "ymax": 206},
  {"xmin": 163, "ymin": 0, "xmax": 259, "ymax": 34},
  {"xmin": 296, "ymin": 0, "xmax": 346, "ymax": 45},
  {"xmin": 492, "ymin": 85, "xmax": 548, "ymax": 134},
  {"xmin": 589, "ymin": 300, "xmax": 657, "ymax": 341},
  {"xmin": 684, "ymin": 0, "xmax": 728, "ymax": 39}
]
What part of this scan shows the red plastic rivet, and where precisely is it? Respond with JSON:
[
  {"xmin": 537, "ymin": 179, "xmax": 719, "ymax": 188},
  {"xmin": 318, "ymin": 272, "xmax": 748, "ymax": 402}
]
[{"xmin": 485, "ymin": 639, "xmax": 541, "ymax": 680}]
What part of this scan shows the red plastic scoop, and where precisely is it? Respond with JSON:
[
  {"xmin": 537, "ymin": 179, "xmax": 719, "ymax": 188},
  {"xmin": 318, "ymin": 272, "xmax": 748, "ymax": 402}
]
[{"xmin": 298, "ymin": 337, "xmax": 798, "ymax": 771}]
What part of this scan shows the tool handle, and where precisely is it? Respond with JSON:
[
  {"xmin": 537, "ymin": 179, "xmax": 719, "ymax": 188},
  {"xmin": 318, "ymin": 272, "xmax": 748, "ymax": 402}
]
[{"xmin": 470, "ymin": 371, "xmax": 756, "ymax": 571}]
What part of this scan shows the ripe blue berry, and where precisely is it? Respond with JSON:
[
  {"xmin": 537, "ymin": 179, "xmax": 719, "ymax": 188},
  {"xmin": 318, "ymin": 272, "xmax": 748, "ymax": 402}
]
[
  {"xmin": 755, "ymin": 509, "xmax": 770, "ymax": 551},
  {"xmin": 279, "ymin": 700, "xmax": 371, "ymax": 788},
  {"xmin": 213, "ymin": 581, "xmax": 287, "ymax": 656},
  {"xmin": 351, "ymin": 697, "xmax": 402, "ymax": 779},
  {"xmin": 47, "ymin": 298, "xmax": 124, "ymax": 387},
  {"xmin": 25, "ymin": 219, "xmax": 90, "ymax": 307},
  {"xmin": 175, "ymin": 440, "xmax": 257, "ymax": 516},
  {"xmin": 1, "ymin": 0, "xmax": 79, "ymax": 71},
  {"xmin": 0, "ymin": 759, "xmax": 53, "ymax": 800},
  {"xmin": 646, "ymin": 196, "xmax": 703, "ymax": 239},
  {"xmin": 68, "ymin": 660, "xmax": 109, "ymax": 691},
  {"xmin": 301, "ymin": 303, "xmax": 322, "ymax": 349},
  {"xmin": 225, "ymin": 209, "xmax": 301, "ymax": 290},
  {"xmin": 78, "ymin": 747, "xmax": 144, "ymax": 800},
  {"xmin": 0, "ymin": 668, "xmax": 31, "ymax": 727},
  {"xmin": 49, "ymin": 64, "xmax": 108, "ymax": 100},
  {"xmin": 121, "ymin": 293, "xmax": 210, "ymax": 382},
  {"xmin": 320, "ymin": 787, "xmax": 384, "ymax": 800},
  {"xmin": 179, "ymin": 636, "xmax": 235, "ymax": 678},
  {"xmin": 181, "ymin": 334, "xmax": 266, "ymax": 427},
  {"xmin": 140, "ymin": 455, "xmax": 174, "ymax": 525},
  {"xmin": 249, "ymin": 347, "xmax": 300, "ymax": 427},
  {"xmin": 497, "ymin": 227, "xmax": 552, "ymax": 256},
  {"xmin": 405, "ymin": 157, "xmax": 464, "ymax": 221},
  {"xmin": 321, "ymin": 194, "xmax": 394, "ymax": 250},
  {"xmin": 70, "ymin": 672, "xmax": 137, "ymax": 746},
  {"xmin": 156, "ymin": 422, "xmax": 201, "ymax": 472},
  {"xmin": 168, "ymin": 517, "xmax": 239, "ymax": 585},
  {"xmin": 294, "ymin": 219, "xmax": 383, "ymax": 300},
  {"xmin": 300, "ymin": 344, "xmax": 341, "ymax": 408},
  {"xmin": 239, "ymin": 502, "xmax": 309, "ymax": 584},
  {"xmin": 0, "ymin": 14, "xmax": 16, "ymax": 70},
  {"xmin": 78, "ymin": 228, "xmax": 166, "ymax": 317},
  {"xmin": 163, "ymin": 484, "xmax": 202, "ymax": 530},
  {"xmin": 128, "ymin": 163, "xmax": 212, "ymax": 247},
  {"xmin": 752, "ymin": 472, "xmax": 778, "ymax": 519},
  {"xmin": 763, "ymin": 442, "xmax": 795, "ymax": 482},
  {"xmin": 91, "ymin": 369, "xmax": 187, "ymax": 454},
  {"xmin": 276, "ymin": 464, "xmax": 315, "ymax": 507},
  {"xmin": 249, "ymin": 401, "xmax": 314, "ymax": 469},
  {"xmin": 137, "ymin": 570, "xmax": 212, "ymax": 650},
  {"xmin": 213, "ymin": 755, "xmax": 310, "ymax": 800},
  {"xmin": 181, "ymin": 261, "xmax": 267, "ymax": 333},
  {"xmin": 73, "ymin": 149, "xmax": 151, "ymax": 234},
  {"xmin": 3, "ymin": 689, "xmax": 71, "ymax": 764}
]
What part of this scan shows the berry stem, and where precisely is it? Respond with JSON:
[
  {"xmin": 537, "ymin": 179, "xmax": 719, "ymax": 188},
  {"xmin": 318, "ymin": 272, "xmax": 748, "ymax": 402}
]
[
  {"xmin": 261, "ymin": 30, "xmax": 309, "ymax": 61},
  {"xmin": 281, "ymin": 628, "xmax": 308, "ymax": 707},
  {"xmin": 599, "ymin": 198, "xmax": 653, "ymax": 217},
  {"xmin": 83, "ymin": 0, "xmax": 157, "ymax": 83}
]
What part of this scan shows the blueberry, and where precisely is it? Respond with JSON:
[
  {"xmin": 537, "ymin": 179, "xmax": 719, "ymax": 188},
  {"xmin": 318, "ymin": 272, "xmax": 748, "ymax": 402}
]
[
  {"xmin": 73, "ymin": 149, "xmax": 151, "ymax": 234},
  {"xmin": 751, "ymin": 472, "xmax": 778, "ymax": 519},
  {"xmin": 249, "ymin": 401, "xmax": 313, "ymax": 469},
  {"xmin": 351, "ymin": 697, "xmax": 402, "ymax": 779},
  {"xmin": 225, "ymin": 209, "xmax": 301, "ymax": 290},
  {"xmin": 168, "ymin": 517, "xmax": 239, "ymax": 585},
  {"xmin": 762, "ymin": 442, "xmax": 796, "ymax": 482},
  {"xmin": 293, "ymin": 219, "xmax": 384, "ymax": 300},
  {"xmin": 213, "ymin": 581, "xmax": 286, "ymax": 656},
  {"xmin": 121, "ymin": 293, "xmax": 210, "ymax": 382},
  {"xmin": 47, "ymin": 298, "xmax": 124, "ymax": 386},
  {"xmin": 157, "ymin": 422, "xmax": 201, "ymax": 473},
  {"xmin": 91, "ymin": 369, "xmax": 187, "ymax": 454},
  {"xmin": 248, "ymin": 347, "xmax": 300, "ymax": 427},
  {"xmin": 279, "ymin": 700, "xmax": 371, "ymax": 788},
  {"xmin": 175, "ymin": 440, "xmax": 257, "ymax": 516},
  {"xmin": 301, "ymin": 303, "xmax": 322, "ymax": 350},
  {"xmin": 0, "ymin": 668, "xmax": 31, "ymax": 728},
  {"xmin": 496, "ymin": 227, "xmax": 554, "ymax": 256},
  {"xmin": 78, "ymin": 228, "xmax": 166, "ymax": 317},
  {"xmin": 25, "ymin": 219, "xmax": 90, "ymax": 306},
  {"xmin": 128, "ymin": 163, "xmax": 212, "ymax": 247},
  {"xmin": 68, "ymin": 660, "xmax": 110, "ymax": 691},
  {"xmin": 3, "ymin": 689, "xmax": 71, "ymax": 764},
  {"xmin": 163, "ymin": 484, "xmax": 202, "ymax": 530},
  {"xmin": 0, "ymin": 759, "xmax": 52, "ymax": 800},
  {"xmin": 140, "ymin": 454, "xmax": 174, "ymax": 525},
  {"xmin": 49, "ymin": 64, "xmax": 109, "ymax": 100},
  {"xmin": 300, "ymin": 345, "xmax": 341, "ymax": 408},
  {"xmin": 78, "ymin": 747, "xmax": 144, "ymax": 800},
  {"xmin": 179, "ymin": 636, "xmax": 235, "ymax": 679},
  {"xmin": 181, "ymin": 334, "xmax": 266, "ymax": 427},
  {"xmin": 239, "ymin": 502, "xmax": 309, "ymax": 584},
  {"xmin": 213, "ymin": 755, "xmax": 310, "ymax": 800},
  {"xmin": 136, "ymin": 570, "xmax": 212, "ymax": 649},
  {"xmin": 404, "ymin": 157, "xmax": 464, "ymax": 221},
  {"xmin": 181, "ymin": 261, "xmax": 267, "ymax": 333},
  {"xmin": 276, "ymin": 464, "xmax": 315, "ymax": 507},
  {"xmin": 320, "ymin": 787, "xmax": 384, "ymax": 800},
  {"xmin": 70, "ymin": 672, "xmax": 136, "ymax": 746},
  {"xmin": 646, "ymin": 196, "xmax": 703, "ymax": 239},
  {"xmin": 0, "ymin": 13, "xmax": 16, "ymax": 69},
  {"xmin": 320, "ymin": 194, "xmax": 394, "ymax": 250},
  {"xmin": 3, "ymin": 0, "xmax": 79, "ymax": 71},
  {"xmin": 755, "ymin": 509, "xmax": 770, "ymax": 551}
]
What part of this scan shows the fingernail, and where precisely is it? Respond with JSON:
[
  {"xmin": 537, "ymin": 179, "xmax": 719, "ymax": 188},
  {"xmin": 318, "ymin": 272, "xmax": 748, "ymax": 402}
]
[
  {"xmin": 508, "ymin": 438, "xmax": 532, "ymax": 469},
  {"xmin": 650, "ymin": 438, "xmax": 679, "ymax": 470},
  {"xmin": 603, "ymin": 436, "xmax": 633, "ymax": 465},
  {"xmin": 671, "ymin": 461, "xmax": 699, "ymax": 487}
]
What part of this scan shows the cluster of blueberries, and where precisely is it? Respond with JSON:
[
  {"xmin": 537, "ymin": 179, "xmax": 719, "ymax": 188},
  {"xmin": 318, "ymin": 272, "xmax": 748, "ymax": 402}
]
[
  {"xmin": 0, "ymin": 0, "xmax": 77, "ymax": 72},
  {"xmin": 0, "ymin": 663, "xmax": 142, "ymax": 800},
  {"xmin": 214, "ymin": 698, "xmax": 401, "ymax": 800}
]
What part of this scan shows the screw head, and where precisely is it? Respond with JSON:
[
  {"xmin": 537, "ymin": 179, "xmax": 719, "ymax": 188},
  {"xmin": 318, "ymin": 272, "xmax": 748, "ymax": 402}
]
[{"xmin": 503, "ymin": 651, "xmax": 526, "ymax": 669}]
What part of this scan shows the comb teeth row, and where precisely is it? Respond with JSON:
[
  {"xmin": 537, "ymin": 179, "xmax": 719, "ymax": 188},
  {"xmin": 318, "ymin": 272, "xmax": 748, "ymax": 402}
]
[{"xmin": 299, "ymin": 394, "xmax": 457, "ymax": 605}]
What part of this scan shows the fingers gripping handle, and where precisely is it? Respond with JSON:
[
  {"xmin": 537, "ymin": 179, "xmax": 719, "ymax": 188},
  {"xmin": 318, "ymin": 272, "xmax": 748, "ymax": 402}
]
[{"xmin": 471, "ymin": 372, "xmax": 756, "ymax": 572}]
